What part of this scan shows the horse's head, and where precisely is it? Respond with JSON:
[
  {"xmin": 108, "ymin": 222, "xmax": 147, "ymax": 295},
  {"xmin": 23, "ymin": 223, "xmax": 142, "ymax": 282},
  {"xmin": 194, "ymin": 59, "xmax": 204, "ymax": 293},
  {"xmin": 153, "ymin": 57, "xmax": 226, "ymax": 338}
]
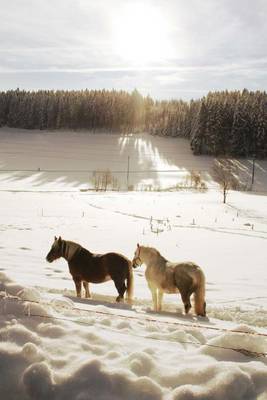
[
  {"xmin": 132, "ymin": 243, "xmax": 143, "ymax": 268},
  {"xmin": 46, "ymin": 236, "xmax": 63, "ymax": 263}
]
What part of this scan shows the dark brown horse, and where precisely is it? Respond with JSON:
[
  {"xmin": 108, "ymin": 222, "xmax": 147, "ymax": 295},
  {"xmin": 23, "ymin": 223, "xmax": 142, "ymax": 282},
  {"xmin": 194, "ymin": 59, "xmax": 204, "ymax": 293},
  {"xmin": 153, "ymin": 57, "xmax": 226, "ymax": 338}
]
[{"xmin": 46, "ymin": 236, "xmax": 134, "ymax": 303}]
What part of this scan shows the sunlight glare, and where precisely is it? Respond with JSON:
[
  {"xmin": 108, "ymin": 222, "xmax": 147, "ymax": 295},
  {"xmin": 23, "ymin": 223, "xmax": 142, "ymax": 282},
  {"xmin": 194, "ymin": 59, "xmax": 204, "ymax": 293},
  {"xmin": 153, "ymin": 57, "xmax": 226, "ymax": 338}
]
[{"xmin": 112, "ymin": 3, "xmax": 173, "ymax": 66}]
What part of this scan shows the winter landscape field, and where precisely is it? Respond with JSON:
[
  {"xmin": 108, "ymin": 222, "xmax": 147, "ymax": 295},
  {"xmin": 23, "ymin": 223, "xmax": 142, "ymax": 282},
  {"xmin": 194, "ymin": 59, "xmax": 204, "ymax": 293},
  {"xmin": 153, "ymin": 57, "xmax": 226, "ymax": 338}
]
[{"xmin": 0, "ymin": 128, "xmax": 267, "ymax": 399}]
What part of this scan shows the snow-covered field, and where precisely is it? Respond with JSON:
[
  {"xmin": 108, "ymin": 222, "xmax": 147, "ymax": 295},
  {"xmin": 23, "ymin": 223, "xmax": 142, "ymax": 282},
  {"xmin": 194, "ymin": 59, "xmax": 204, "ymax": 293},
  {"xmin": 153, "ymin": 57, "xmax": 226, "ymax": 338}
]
[
  {"xmin": 1, "ymin": 128, "xmax": 267, "ymax": 191},
  {"xmin": 0, "ymin": 129, "xmax": 267, "ymax": 399}
]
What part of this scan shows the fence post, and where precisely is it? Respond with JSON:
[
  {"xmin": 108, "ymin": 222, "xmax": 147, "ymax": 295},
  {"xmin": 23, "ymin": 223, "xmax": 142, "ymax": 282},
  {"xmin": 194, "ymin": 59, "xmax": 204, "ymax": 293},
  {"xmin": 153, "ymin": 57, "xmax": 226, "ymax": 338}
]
[
  {"xmin": 251, "ymin": 156, "xmax": 256, "ymax": 186},
  {"xmin": 126, "ymin": 156, "xmax": 130, "ymax": 189}
]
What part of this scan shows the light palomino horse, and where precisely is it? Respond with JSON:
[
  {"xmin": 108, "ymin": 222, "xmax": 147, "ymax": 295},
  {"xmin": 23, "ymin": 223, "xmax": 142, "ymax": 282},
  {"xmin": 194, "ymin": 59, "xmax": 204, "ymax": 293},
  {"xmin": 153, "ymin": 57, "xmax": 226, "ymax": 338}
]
[
  {"xmin": 132, "ymin": 244, "xmax": 206, "ymax": 316},
  {"xmin": 46, "ymin": 236, "xmax": 134, "ymax": 303}
]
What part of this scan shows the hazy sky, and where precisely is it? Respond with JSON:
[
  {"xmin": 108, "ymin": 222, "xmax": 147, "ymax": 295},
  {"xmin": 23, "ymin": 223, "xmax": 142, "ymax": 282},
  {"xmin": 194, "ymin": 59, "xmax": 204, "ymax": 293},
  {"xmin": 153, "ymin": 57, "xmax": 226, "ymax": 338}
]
[{"xmin": 1, "ymin": 0, "xmax": 267, "ymax": 99}]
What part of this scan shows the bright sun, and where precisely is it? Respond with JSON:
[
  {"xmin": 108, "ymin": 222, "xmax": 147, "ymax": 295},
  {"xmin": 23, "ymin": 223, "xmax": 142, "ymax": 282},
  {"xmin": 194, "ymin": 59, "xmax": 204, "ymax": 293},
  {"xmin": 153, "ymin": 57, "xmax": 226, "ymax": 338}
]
[{"xmin": 112, "ymin": 3, "xmax": 173, "ymax": 66}]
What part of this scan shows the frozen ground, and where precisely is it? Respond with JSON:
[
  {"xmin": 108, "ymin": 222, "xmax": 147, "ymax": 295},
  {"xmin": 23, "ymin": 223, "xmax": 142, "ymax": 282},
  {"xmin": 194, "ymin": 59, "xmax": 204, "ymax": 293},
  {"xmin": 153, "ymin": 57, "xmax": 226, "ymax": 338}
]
[{"xmin": 0, "ymin": 129, "xmax": 267, "ymax": 399}]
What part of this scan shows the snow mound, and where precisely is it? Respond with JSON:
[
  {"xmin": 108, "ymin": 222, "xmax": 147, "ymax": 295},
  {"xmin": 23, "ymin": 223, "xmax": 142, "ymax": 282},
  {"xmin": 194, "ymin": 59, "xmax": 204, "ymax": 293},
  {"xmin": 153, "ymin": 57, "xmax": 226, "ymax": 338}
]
[
  {"xmin": 0, "ymin": 295, "xmax": 26, "ymax": 315},
  {"xmin": 37, "ymin": 322, "xmax": 67, "ymax": 338},
  {"xmin": 200, "ymin": 325, "xmax": 267, "ymax": 361},
  {"xmin": 18, "ymin": 287, "xmax": 41, "ymax": 303},
  {"xmin": 50, "ymin": 297, "xmax": 74, "ymax": 310},
  {"xmin": 5, "ymin": 282, "xmax": 25, "ymax": 296},
  {"xmin": 23, "ymin": 362, "xmax": 54, "ymax": 400},
  {"xmin": 0, "ymin": 322, "xmax": 41, "ymax": 346},
  {"xmin": 0, "ymin": 274, "xmax": 51, "ymax": 318},
  {"xmin": 23, "ymin": 358, "xmax": 163, "ymax": 400},
  {"xmin": 171, "ymin": 363, "xmax": 255, "ymax": 400},
  {"xmin": 127, "ymin": 351, "xmax": 155, "ymax": 376},
  {"xmin": 116, "ymin": 320, "xmax": 132, "ymax": 330},
  {"xmin": 21, "ymin": 342, "xmax": 43, "ymax": 362},
  {"xmin": 209, "ymin": 306, "xmax": 267, "ymax": 328}
]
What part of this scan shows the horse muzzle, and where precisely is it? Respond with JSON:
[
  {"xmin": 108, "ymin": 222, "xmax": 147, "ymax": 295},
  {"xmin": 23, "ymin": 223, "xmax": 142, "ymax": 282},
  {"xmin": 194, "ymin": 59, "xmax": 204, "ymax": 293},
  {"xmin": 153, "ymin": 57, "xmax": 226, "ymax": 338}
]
[
  {"xmin": 46, "ymin": 253, "xmax": 54, "ymax": 263},
  {"xmin": 132, "ymin": 257, "xmax": 142, "ymax": 268}
]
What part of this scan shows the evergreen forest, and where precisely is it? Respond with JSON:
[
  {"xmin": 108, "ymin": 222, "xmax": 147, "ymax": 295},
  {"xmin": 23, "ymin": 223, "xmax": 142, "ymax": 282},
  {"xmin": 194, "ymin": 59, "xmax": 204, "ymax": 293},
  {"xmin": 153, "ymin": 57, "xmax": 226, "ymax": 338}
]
[{"xmin": 0, "ymin": 88, "xmax": 266, "ymax": 158}]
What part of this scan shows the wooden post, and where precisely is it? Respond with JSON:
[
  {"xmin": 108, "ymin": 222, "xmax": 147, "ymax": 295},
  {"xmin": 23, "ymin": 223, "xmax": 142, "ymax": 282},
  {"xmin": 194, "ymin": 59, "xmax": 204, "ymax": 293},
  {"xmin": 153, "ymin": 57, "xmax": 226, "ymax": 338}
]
[
  {"xmin": 251, "ymin": 156, "xmax": 256, "ymax": 186},
  {"xmin": 126, "ymin": 156, "xmax": 130, "ymax": 189}
]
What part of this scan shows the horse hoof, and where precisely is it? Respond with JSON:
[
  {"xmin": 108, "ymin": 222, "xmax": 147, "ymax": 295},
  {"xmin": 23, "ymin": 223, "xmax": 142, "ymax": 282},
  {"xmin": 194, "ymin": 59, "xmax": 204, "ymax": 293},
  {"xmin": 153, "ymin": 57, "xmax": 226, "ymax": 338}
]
[
  {"xmin": 184, "ymin": 303, "xmax": 191, "ymax": 314},
  {"xmin": 116, "ymin": 296, "xmax": 124, "ymax": 303}
]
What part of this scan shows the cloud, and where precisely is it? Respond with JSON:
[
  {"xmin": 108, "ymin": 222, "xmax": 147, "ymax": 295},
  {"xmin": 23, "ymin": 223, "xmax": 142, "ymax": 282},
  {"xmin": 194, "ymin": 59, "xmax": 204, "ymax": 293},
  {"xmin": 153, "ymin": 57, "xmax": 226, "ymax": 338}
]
[{"xmin": 0, "ymin": 0, "xmax": 266, "ymax": 98}]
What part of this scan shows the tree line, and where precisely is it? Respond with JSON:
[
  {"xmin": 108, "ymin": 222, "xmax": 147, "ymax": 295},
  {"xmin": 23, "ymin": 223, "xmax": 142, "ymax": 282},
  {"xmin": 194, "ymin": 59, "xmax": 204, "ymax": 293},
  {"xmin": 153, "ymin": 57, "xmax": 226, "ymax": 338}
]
[
  {"xmin": 148, "ymin": 89, "xmax": 267, "ymax": 159},
  {"xmin": 0, "ymin": 88, "xmax": 266, "ymax": 158},
  {"xmin": 0, "ymin": 88, "xmax": 146, "ymax": 132}
]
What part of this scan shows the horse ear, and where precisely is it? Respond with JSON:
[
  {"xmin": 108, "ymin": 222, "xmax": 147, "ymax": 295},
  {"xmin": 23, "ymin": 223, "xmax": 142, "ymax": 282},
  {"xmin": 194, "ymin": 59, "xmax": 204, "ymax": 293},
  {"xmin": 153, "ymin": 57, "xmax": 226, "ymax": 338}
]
[
  {"xmin": 58, "ymin": 236, "xmax": 62, "ymax": 242},
  {"xmin": 137, "ymin": 243, "xmax": 140, "ymax": 248},
  {"xmin": 54, "ymin": 236, "xmax": 57, "ymax": 241}
]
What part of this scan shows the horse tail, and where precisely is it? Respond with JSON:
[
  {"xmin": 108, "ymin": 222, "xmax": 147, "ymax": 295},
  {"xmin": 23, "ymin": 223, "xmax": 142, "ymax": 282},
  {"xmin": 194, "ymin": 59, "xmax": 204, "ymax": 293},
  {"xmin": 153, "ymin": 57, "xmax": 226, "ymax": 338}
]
[
  {"xmin": 126, "ymin": 262, "xmax": 134, "ymax": 304},
  {"xmin": 194, "ymin": 268, "xmax": 206, "ymax": 316}
]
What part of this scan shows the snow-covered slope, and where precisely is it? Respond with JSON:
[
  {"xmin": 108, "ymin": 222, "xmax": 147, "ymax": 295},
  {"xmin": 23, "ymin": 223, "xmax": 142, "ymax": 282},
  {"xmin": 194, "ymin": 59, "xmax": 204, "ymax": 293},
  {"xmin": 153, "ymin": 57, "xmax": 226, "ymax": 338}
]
[
  {"xmin": 0, "ymin": 129, "xmax": 267, "ymax": 399},
  {"xmin": 1, "ymin": 128, "xmax": 267, "ymax": 191}
]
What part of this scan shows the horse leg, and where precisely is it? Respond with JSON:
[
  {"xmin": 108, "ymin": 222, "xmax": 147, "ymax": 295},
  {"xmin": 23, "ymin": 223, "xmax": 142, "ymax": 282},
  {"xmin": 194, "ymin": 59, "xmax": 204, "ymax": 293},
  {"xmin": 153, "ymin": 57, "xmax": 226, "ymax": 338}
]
[
  {"xmin": 147, "ymin": 282, "xmax": 158, "ymax": 311},
  {"xmin": 180, "ymin": 288, "xmax": 192, "ymax": 314},
  {"xmin": 174, "ymin": 271, "xmax": 195, "ymax": 315},
  {"xmin": 152, "ymin": 289, "xmax": 158, "ymax": 311},
  {"xmin": 73, "ymin": 277, "xmax": 82, "ymax": 298},
  {"xmin": 114, "ymin": 279, "xmax": 127, "ymax": 302},
  {"xmin": 158, "ymin": 290, "xmax": 164, "ymax": 312},
  {"xmin": 83, "ymin": 281, "xmax": 91, "ymax": 298}
]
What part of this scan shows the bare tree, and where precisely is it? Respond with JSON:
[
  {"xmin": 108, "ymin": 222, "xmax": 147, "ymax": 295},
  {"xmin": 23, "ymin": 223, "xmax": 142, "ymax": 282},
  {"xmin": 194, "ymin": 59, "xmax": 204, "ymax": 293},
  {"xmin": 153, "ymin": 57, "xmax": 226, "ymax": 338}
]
[
  {"xmin": 111, "ymin": 176, "xmax": 120, "ymax": 191},
  {"xmin": 189, "ymin": 170, "xmax": 202, "ymax": 188},
  {"xmin": 92, "ymin": 170, "xmax": 102, "ymax": 191},
  {"xmin": 101, "ymin": 169, "xmax": 112, "ymax": 191},
  {"xmin": 184, "ymin": 170, "xmax": 207, "ymax": 191},
  {"xmin": 92, "ymin": 169, "xmax": 113, "ymax": 191},
  {"xmin": 212, "ymin": 158, "xmax": 239, "ymax": 203}
]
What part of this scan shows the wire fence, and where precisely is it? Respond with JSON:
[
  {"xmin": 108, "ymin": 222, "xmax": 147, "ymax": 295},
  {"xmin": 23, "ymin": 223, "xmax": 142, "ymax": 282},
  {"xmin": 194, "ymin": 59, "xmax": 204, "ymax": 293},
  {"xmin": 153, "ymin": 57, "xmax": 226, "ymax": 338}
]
[
  {"xmin": 0, "ymin": 166, "xmax": 263, "ymax": 193},
  {"xmin": 0, "ymin": 168, "xmax": 212, "ymax": 173},
  {"xmin": 1, "ymin": 296, "xmax": 266, "ymax": 359},
  {"xmin": 0, "ymin": 167, "xmax": 215, "ymax": 191}
]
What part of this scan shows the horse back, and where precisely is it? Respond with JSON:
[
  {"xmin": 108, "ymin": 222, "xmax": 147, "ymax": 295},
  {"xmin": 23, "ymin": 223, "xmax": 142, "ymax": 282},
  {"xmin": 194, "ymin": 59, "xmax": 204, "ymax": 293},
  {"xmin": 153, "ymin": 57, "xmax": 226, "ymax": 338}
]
[
  {"xmin": 173, "ymin": 262, "xmax": 203, "ymax": 291},
  {"xmin": 69, "ymin": 248, "xmax": 130, "ymax": 283},
  {"xmin": 102, "ymin": 252, "xmax": 131, "ymax": 279}
]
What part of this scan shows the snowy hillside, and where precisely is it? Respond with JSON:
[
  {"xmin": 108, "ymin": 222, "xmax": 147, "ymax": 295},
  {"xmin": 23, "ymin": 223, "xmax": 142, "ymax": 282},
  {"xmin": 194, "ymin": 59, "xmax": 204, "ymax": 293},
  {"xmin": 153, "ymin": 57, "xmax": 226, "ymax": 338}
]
[
  {"xmin": 0, "ymin": 128, "xmax": 267, "ymax": 399},
  {"xmin": 1, "ymin": 128, "xmax": 267, "ymax": 191}
]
